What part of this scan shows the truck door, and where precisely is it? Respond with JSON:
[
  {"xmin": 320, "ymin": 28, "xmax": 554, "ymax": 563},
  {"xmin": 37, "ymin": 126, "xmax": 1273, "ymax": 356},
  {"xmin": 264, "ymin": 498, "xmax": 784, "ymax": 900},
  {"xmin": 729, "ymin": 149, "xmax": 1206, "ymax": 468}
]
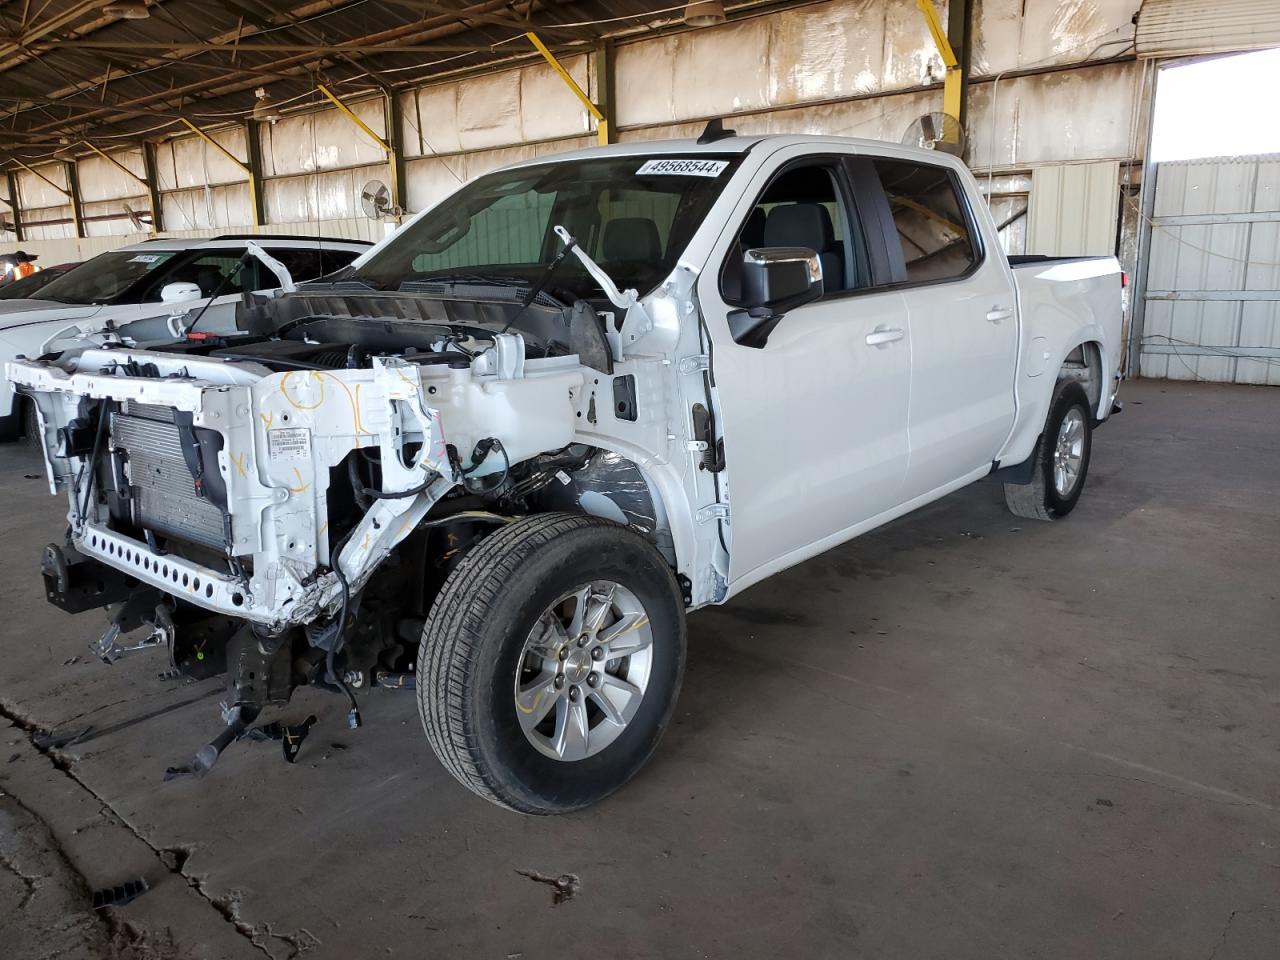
[
  {"xmin": 860, "ymin": 155, "xmax": 1019, "ymax": 499},
  {"xmin": 699, "ymin": 152, "xmax": 911, "ymax": 588}
]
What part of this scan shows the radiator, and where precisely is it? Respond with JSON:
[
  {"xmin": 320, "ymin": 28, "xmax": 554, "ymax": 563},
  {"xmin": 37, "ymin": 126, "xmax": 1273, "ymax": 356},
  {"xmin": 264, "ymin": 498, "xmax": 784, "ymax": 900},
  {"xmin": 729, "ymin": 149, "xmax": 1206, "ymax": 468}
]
[{"xmin": 112, "ymin": 403, "xmax": 228, "ymax": 551}]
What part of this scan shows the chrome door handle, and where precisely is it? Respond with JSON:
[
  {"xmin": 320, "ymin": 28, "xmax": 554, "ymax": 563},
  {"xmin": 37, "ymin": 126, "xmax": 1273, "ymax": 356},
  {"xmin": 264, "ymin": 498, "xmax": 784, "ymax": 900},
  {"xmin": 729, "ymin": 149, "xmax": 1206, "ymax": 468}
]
[
  {"xmin": 865, "ymin": 327, "xmax": 905, "ymax": 347},
  {"xmin": 986, "ymin": 306, "xmax": 1014, "ymax": 323}
]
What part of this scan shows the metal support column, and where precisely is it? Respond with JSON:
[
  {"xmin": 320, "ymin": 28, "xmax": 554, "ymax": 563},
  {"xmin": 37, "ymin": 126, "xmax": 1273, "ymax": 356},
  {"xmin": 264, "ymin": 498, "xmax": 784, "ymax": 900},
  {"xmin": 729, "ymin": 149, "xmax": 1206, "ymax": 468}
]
[
  {"xmin": 242, "ymin": 120, "xmax": 267, "ymax": 227},
  {"xmin": 946, "ymin": 0, "xmax": 973, "ymax": 130},
  {"xmin": 383, "ymin": 91, "xmax": 408, "ymax": 215},
  {"xmin": 63, "ymin": 160, "xmax": 85, "ymax": 238},
  {"xmin": 179, "ymin": 117, "xmax": 262, "ymax": 227},
  {"xmin": 5, "ymin": 171, "xmax": 23, "ymax": 241},
  {"xmin": 596, "ymin": 39, "xmax": 617, "ymax": 145},
  {"xmin": 142, "ymin": 141, "xmax": 164, "ymax": 233},
  {"xmin": 916, "ymin": 0, "xmax": 963, "ymax": 130},
  {"xmin": 317, "ymin": 83, "xmax": 404, "ymax": 216},
  {"xmin": 527, "ymin": 32, "xmax": 609, "ymax": 146}
]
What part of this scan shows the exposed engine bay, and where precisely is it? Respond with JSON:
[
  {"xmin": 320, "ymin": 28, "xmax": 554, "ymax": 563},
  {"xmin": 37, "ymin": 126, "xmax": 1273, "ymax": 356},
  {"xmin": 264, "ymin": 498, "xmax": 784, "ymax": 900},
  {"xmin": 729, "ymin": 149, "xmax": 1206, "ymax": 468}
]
[{"xmin": 10, "ymin": 270, "xmax": 716, "ymax": 771}]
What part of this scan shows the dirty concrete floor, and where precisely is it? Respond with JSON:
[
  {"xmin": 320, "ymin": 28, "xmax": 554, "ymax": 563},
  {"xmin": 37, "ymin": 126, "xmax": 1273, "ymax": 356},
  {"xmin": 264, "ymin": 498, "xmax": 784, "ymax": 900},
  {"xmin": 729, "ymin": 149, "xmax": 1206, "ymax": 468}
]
[{"xmin": 1, "ymin": 378, "xmax": 1277, "ymax": 960}]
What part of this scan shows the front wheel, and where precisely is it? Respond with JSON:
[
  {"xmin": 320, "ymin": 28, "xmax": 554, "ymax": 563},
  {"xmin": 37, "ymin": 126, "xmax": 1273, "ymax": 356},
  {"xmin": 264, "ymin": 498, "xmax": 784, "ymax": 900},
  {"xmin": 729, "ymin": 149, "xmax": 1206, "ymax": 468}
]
[
  {"xmin": 418, "ymin": 513, "xmax": 686, "ymax": 814},
  {"xmin": 1004, "ymin": 380, "xmax": 1093, "ymax": 521}
]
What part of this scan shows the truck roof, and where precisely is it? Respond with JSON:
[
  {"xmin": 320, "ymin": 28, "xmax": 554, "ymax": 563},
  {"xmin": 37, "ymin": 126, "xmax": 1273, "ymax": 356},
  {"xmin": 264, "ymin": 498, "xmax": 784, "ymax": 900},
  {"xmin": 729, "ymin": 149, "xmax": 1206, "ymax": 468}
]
[{"xmin": 506, "ymin": 133, "xmax": 956, "ymax": 170}]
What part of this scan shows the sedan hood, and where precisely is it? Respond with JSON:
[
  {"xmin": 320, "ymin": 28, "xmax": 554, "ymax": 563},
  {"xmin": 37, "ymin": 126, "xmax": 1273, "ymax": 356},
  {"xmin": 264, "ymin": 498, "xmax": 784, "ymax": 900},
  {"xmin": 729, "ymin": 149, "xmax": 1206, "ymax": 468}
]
[{"xmin": 0, "ymin": 300, "xmax": 101, "ymax": 331}]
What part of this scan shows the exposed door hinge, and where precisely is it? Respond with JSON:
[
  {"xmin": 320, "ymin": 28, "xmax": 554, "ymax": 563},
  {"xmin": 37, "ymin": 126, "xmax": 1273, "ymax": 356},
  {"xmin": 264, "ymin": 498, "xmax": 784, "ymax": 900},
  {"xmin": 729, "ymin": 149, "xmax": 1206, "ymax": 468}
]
[
  {"xmin": 695, "ymin": 503, "xmax": 730, "ymax": 524},
  {"xmin": 677, "ymin": 355, "xmax": 710, "ymax": 375}
]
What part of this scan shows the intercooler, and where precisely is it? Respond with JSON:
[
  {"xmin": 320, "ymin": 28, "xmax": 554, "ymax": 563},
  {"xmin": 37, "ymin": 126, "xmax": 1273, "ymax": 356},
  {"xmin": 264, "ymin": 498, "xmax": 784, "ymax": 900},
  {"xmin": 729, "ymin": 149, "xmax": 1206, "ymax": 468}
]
[{"xmin": 110, "ymin": 401, "xmax": 228, "ymax": 551}]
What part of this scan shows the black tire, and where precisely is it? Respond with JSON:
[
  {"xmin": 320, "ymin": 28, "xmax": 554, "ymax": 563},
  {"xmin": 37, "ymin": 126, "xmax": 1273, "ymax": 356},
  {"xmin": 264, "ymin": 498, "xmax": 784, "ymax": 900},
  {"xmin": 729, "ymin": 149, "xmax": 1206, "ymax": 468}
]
[
  {"xmin": 20, "ymin": 398, "xmax": 39, "ymax": 450},
  {"xmin": 418, "ymin": 512, "xmax": 686, "ymax": 814},
  {"xmin": 1004, "ymin": 380, "xmax": 1093, "ymax": 521}
]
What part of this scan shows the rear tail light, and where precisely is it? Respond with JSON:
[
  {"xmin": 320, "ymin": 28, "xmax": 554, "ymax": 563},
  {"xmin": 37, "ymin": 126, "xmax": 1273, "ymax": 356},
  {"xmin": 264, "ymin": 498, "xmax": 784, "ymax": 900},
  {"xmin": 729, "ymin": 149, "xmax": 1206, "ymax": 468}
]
[{"xmin": 1121, "ymin": 271, "xmax": 1128, "ymax": 288}]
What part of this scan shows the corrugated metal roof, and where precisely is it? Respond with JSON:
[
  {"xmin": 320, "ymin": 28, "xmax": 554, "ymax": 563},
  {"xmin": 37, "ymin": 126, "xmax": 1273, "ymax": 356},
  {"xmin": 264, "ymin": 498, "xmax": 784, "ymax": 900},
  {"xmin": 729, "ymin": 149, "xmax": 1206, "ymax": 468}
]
[
  {"xmin": 0, "ymin": 0, "xmax": 808, "ymax": 155},
  {"xmin": 1136, "ymin": 0, "xmax": 1280, "ymax": 58}
]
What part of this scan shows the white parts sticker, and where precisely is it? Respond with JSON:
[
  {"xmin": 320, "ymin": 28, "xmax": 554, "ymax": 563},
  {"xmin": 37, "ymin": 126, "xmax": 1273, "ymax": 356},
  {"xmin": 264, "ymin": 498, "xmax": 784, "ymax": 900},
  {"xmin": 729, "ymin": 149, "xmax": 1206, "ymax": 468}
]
[
  {"xmin": 128, "ymin": 254, "xmax": 163, "ymax": 263},
  {"xmin": 267, "ymin": 427, "xmax": 311, "ymax": 461},
  {"xmin": 636, "ymin": 159, "xmax": 729, "ymax": 177}
]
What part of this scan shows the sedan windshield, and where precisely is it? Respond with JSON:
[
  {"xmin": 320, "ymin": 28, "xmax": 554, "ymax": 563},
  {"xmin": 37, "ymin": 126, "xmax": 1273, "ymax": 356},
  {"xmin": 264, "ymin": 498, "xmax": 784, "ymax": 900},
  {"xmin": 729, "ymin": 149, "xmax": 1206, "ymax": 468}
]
[
  {"xmin": 350, "ymin": 154, "xmax": 742, "ymax": 298},
  {"xmin": 34, "ymin": 250, "xmax": 179, "ymax": 305}
]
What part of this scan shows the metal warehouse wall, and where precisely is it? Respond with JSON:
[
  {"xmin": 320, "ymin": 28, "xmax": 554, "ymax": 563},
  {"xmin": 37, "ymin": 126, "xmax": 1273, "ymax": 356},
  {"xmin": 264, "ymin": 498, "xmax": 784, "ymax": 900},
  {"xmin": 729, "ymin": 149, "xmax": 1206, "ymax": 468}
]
[{"xmin": 1, "ymin": 0, "xmax": 1148, "ymax": 268}]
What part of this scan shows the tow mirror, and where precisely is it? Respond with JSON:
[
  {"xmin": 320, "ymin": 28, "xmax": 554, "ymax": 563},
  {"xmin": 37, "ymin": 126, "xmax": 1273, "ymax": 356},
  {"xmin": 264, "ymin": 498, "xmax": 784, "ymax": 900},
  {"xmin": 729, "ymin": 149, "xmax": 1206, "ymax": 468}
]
[
  {"xmin": 728, "ymin": 247, "xmax": 824, "ymax": 347},
  {"xmin": 160, "ymin": 281, "xmax": 202, "ymax": 304}
]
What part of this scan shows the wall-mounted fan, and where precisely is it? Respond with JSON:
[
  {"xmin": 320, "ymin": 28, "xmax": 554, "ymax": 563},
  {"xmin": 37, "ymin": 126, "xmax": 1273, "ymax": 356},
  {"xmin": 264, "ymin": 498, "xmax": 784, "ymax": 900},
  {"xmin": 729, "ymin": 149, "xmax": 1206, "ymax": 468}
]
[
  {"xmin": 123, "ymin": 201, "xmax": 151, "ymax": 232},
  {"xmin": 901, "ymin": 112, "xmax": 966, "ymax": 157},
  {"xmin": 360, "ymin": 179, "xmax": 402, "ymax": 221}
]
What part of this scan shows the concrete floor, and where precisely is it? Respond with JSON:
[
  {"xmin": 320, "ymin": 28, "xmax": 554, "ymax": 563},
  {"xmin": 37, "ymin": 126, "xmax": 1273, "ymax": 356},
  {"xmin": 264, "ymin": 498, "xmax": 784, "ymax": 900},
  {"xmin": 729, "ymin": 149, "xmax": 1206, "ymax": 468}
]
[{"xmin": 0, "ymin": 378, "xmax": 1277, "ymax": 960}]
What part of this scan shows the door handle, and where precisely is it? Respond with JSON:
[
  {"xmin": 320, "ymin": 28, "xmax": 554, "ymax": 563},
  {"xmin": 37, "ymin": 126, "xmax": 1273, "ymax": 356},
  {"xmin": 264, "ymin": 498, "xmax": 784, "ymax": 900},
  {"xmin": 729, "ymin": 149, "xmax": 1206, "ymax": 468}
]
[
  {"xmin": 986, "ymin": 306, "xmax": 1014, "ymax": 323},
  {"xmin": 865, "ymin": 327, "xmax": 905, "ymax": 347}
]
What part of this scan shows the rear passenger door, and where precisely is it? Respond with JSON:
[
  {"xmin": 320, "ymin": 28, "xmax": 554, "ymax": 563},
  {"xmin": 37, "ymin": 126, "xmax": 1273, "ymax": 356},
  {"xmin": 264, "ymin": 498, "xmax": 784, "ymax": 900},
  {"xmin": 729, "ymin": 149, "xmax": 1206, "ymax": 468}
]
[{"xmin": 859, "ymin": 154, "xmax": 1019, "ymax": 500}]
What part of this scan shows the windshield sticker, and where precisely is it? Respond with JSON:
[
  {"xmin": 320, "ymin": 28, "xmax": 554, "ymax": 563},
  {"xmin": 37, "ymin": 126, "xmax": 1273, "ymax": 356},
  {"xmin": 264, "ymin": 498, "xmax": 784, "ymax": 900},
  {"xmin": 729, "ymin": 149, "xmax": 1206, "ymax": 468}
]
[
  {"xmin": 636, "ymin": 159, "xmax": 729, "ymax": 178},
  {"xmin": 127, "ymin": 254, "xmax": 163, "ymax": 264}
]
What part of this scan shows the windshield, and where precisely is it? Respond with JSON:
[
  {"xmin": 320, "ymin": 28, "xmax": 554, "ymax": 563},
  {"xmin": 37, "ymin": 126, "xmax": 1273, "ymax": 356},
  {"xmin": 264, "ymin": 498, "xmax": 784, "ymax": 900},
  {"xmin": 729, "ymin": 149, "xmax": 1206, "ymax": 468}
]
[
  {"xmin": 351, "ymin": 154, "xmax": 743, "ymax": 298},
  {"xmin": 0, "ymin": 268, "xmax": 64, "ymax": 299},
  {"xmin": 35, "ymin": 250, "xmax": 179, "ymax": 305}
]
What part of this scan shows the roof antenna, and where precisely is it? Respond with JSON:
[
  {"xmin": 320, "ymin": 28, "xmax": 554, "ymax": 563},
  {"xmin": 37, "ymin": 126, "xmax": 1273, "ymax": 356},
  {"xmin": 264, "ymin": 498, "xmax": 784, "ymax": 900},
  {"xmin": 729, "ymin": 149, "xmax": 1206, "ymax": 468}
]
[{"xmin": 697, "ymin": 118, "xmax": 736, "ymax": 144}]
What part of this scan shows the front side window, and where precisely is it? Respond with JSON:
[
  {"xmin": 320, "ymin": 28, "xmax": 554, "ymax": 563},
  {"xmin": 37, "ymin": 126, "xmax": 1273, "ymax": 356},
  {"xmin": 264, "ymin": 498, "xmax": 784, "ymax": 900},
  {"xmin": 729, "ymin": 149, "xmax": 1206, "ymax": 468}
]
[
  {"xmin": 871, "ymin": 158, "xmax": 978, "ymax": 283},
  {"xmin": 352, "ymin": 154, "xmax": 743, "ymax": 300},
  {"xmin": 33, "ymin": 250, "xmax": 179, "ymax": 305},
  {"xmin": 721, "ymin": 162, "xmax": 866, "ymax": 302}
]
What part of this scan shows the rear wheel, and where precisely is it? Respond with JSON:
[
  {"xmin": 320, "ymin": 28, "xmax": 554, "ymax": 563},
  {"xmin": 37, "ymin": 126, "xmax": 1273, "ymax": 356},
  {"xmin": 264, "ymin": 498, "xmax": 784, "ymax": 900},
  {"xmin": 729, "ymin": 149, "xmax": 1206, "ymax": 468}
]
[
  {"xmin": 1004, "ymin": 380, "xmax": 1093, "ymax": 521},
  {"xmin": 418, "ymin": 513, "xmax": 686, "ymax": 814}
]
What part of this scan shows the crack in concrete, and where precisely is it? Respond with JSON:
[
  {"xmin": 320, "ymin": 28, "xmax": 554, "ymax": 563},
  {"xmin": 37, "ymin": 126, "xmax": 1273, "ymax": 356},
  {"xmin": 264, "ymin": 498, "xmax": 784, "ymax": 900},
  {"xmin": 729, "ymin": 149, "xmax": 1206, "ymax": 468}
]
[
  {"xmin": 0, "ymin": 841, "xmax": 41, "ymax": 909},
  {"xmin": 1206, "ymin": 909, "xmax": 1239, "ymax": 960},
  {"xmin": 0, "ymin": 697, "xmax": 308, "ymax": 960}
]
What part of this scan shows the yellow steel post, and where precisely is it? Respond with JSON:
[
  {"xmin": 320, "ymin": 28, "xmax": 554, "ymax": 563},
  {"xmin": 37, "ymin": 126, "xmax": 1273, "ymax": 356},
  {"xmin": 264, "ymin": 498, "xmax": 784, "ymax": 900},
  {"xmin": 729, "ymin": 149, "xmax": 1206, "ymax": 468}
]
[
  {"xmin": 80, "ymin": 140, "xmax": 151, "ymax": 189},
  {"xmin": 12, "ymin": 158, "xmax": 71, "ymax": 198},
  {"xmin": 526, "ymin": 32, "xmax": 609, "ymax": 146},
  {"xmin": 316, "ymin": 83, "xmax": 393, "ymax": 154},
  {"xmin": 178, "ymin": 118, "xmax": 261, "ymax": 226},
  {"xmin": 915, "ymin": 0, "xmax": 962, "ymax": 128}
]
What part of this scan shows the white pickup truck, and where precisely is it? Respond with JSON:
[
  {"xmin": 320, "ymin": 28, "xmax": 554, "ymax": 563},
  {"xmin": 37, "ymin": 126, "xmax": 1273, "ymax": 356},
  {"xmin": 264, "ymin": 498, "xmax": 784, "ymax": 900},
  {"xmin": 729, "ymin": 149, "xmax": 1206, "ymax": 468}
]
[{"xmin": 8, "ymin": 130, "xmax": 1122, "ymax": 814}]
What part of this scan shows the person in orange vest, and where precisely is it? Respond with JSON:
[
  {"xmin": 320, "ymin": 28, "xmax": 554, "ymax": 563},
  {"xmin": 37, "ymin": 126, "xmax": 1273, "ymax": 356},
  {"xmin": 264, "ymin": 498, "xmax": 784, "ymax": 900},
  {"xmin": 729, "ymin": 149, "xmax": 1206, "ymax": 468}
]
[{"xmin": 12, "ymin": 251, "xmax": 39, "ymax": 279}]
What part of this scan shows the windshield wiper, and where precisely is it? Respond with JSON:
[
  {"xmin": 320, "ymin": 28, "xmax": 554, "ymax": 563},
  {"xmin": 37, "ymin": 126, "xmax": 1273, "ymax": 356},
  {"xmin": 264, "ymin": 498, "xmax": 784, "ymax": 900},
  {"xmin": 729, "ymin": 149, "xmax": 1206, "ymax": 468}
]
[
  {"xmin": 299, "ymin": 277, "xmax": 384, "ymax": 292},
  {"xmin": 399, "ymin": 273, "xmax": 528, "ymax": 291}
]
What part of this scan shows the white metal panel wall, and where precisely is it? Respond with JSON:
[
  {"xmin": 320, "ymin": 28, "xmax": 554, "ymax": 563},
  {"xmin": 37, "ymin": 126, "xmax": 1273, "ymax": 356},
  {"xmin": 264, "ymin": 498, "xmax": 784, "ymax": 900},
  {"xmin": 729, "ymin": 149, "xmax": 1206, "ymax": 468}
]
[
  {"xmin": 1027, "ymin": 161, "xmax": 1120, "ymax": 255},
  {"xmin": 1138, "ymin": 154, "xmax": 1280, "ymax": 383},
  {"xmin": 1136, "ymin": 0, "xmax": 1280, "ymax": 57},
  {"xmin": 975, "ymin": 0, "xmax": 1140, "ymax": 73}
]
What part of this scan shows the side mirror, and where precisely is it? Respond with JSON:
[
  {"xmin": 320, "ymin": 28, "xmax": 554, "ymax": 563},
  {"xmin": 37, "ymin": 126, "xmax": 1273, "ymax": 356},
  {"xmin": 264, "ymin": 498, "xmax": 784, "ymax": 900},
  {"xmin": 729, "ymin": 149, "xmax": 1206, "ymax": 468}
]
[
  {"xmin": 729, "ymin": 247, "xmax": 825, "ymax": 347},
  {"xmin": 160, "ymin": 281, "xmax": 202, "ymax": 304}
]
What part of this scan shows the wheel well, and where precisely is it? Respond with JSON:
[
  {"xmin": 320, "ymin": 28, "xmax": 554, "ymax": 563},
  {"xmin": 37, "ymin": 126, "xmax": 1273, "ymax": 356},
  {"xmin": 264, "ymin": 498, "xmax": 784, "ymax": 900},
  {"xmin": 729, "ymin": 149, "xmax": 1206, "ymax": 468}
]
[{"xmin": 1057, "ymin": 342, "xmax": 1103, "ymax": 416}]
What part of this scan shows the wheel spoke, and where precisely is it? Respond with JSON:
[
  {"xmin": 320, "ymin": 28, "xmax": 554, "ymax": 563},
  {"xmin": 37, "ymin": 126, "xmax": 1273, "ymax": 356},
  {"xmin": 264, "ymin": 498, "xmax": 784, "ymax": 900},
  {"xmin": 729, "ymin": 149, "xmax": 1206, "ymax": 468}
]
[
  {"xmin": 566, "ymin": 585, "xmax": 591, "ymax": 639},
  {"xmin": 595, "ymin": 673, "xmax": 643, "ymax": 726},
  {"xmin": 526, "ymin": 614, "xmax": 565, "ymax": 659},
  {"xmin": 551, "ymin": 696, "xmax": 591, "ymax": 760},
  {"xmin": 599, "ymin": 612, "xmax": 651, "ymax": 656},
  {"xmin": 584, "ymin": 584, "xmax": 616, "ymax": 636},
  {"xmin": 515, "ymin": 672, "xmax": 560, "ymax": 733}
]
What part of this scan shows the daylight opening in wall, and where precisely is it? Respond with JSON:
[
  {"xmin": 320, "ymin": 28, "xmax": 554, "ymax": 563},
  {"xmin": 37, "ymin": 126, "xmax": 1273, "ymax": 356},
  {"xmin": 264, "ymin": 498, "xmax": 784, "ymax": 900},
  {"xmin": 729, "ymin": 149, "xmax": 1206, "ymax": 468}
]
[{"xmin": 1149, "ymin": 47, "xmax": 1280, "ymax": 161}]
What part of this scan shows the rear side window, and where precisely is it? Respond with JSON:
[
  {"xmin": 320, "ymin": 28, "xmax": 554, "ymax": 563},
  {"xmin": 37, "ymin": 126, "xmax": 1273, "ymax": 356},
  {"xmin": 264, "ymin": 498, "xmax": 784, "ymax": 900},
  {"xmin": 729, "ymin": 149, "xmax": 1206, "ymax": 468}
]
[
  {"xmin": 272, "ymin": 249, "xmax": 323, "ymax": 282},
  {"xmin": 321, "ymin": 249, "xmax": 361, "ymax": 273},
  {"xmin": 870, "ymin": 159, "xmax": 977, "ymax": 283}
]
